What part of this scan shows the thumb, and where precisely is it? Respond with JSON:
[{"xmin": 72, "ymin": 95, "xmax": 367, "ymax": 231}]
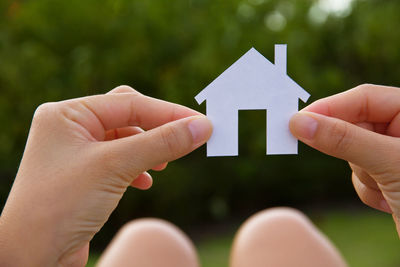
[
  {"xmin": 289, "ymin": 111, "xmax": 399, "ymax": 175},
  {"xmin": 95, "ymin": 115, "xmax": 212, "ymax": 182}
]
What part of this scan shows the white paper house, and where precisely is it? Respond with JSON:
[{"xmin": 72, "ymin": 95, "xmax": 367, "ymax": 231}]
[{"xmin": 195, "ymin": 45, "xmax": 310, "ymax": 157}]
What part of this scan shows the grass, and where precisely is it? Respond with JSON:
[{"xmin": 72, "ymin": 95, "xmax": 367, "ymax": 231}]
[
  {"xmin": 87, "ymin": 208, "xmax": 400, "ymax": 267},
  {"xmin": 314, "ymin": 209, "xmax": 400, "ymax": 267}
]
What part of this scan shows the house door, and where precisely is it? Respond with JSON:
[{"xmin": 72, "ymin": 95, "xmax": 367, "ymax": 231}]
[{"xmin": 238, "ymin": 110, "xmax": 266, "ymax": 155}]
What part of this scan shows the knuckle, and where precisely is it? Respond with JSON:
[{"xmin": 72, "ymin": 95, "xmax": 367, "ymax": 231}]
[
  {"xmin": 329, "ymin": 120, "xmax": 352, "ymax": 154},
  {"xmin": 112, "ymin": 85, "xmax": 138, "ymax": 94},
  {"xmin": 32, "ymin": 102, "xmax": 58, "ymax": 123},
  {"xmin": 354, "ymin": 83, "xmax": 382, "ymax": 97},
  {"xmin": 355, "ymin": 83, "xmax": 374, "ymax": 92}
]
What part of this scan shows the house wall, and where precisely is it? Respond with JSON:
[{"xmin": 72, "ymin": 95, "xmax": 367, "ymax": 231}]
[
  {"xmin": 204, "ymin": 94, "xmax": 300, "ymax": 156},
  {"xmin": 206, "ymin": 99, "xmax": 238, "ymax": 156},
  {"xmin": 266, "ymin": 99, "xmax": 299, "ymax": 154}
]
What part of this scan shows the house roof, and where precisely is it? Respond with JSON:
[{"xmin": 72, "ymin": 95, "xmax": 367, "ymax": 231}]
[{"xmin": 195, "ymin": 47, "xmax": 310, "ymax": 104}]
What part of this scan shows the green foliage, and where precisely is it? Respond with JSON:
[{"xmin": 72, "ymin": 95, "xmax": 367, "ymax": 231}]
[{"xmin": 1, "ymin": 0, "xmax": 400, "ymax": 249}]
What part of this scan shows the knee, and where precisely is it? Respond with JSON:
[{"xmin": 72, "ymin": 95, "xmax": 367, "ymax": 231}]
[
  {"xmin": 231, "ymin": 207, "xmax": 331, "ymax": 256},
  {"xmin": 117, "ymin": 218, "xmax": 195, "ymax": 251},
  {"xmin": 231, "ymin": 208, "xmax": 346, "ymax": 267},
  {"xmin": 235, "ymin": 207, "xmax": 314, "ymax": 241},
  {"xmin": 98, "ymin": 218, "xmax": 199, "ymax": 267}
]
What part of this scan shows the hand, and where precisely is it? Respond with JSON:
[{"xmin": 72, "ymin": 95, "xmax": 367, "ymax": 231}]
[
  {"xmin": 0, "ymin": 86, "xmax": 212, "ymax": 267},
  {"xmin": 289, "ymin": 84, "xmax": 400, "ymax": 236}
]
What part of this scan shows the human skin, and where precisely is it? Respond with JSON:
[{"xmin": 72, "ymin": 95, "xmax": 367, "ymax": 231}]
[
  {"xmin": 2, "ymin": 83, "xmax": 400, "ymax": 266},
  {"xmin": 0, "ymin": 86, "xmax": 213, "ymax": 267},
  {"xmin": 97, "ymin": 218, "xmax": 200, "ymax": 267},
  {"xmin": 96, "ymin": 208, "xmax": 346, "ymax": 267},
  {"xmin": 290, "ymin": 84, "xmax": 400, "ymax": 236},
  {"xmin": 230, "ymin": 208, "xmax": 347, "ymax": 267}
]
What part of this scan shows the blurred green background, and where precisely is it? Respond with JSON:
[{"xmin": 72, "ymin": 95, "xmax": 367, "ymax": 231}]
[{"xmin": 1, "ymin": 0, "xmax": 400, "ymax": 266}]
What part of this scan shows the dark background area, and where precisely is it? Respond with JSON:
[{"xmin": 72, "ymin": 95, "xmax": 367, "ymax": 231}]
[{"xmin": 1, "ymin": 0, "xmax": 400, "ymax": 252}]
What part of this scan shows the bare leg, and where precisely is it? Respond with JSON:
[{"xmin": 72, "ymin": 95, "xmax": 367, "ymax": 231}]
[
  {"xmin": 97, "ymin": 218, "xmax": 199, "ymax": 267},
  {"xmin": 230, "ymin": 207, "xmax": 347, "ymax": 267}
]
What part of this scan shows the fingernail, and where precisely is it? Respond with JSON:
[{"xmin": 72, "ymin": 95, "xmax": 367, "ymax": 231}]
[
  {"xmin": 188, "ymin": 116, "xmax": 213, "ymax": 146},
  {"xmin": 290, "ymin": 112, "xmax": 318, "ymax": 140}
]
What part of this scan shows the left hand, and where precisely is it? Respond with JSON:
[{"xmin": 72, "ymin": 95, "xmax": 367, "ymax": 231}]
[{"xmin": 0, "ymin": 86, "xmax": 212, "ymax": 267}]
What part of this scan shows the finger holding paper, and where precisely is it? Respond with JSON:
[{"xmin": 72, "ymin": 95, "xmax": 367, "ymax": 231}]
[{"xmin": 289, "ymin": 84, "xmax": 400, "ymax": 236}]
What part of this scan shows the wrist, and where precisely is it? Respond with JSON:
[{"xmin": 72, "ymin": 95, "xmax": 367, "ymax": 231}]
[
  {"xmin": 0, "ymin": 203, "xmax": 57, "ymax": 266},
  {"xmin": 0, "ymin": 215, "xmax": 30, "ymax": 266}
]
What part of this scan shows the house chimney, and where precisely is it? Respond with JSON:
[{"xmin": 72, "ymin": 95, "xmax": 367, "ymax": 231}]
[{"xmin": 274, "ymin": 44, "xmax": 287, "ymax": 74}]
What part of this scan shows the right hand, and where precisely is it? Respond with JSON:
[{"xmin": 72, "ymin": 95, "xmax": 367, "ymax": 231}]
[{"xmin": 289, "ymin": 84, "xmax": 400, "ymax": 236}]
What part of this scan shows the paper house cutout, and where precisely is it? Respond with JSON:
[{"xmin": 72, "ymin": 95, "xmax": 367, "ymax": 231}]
[{"xmin": 195, "ymin": 45, "xmax": 310, "ymax": 157}]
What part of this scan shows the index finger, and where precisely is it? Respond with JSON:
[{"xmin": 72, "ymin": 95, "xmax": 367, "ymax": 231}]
[
  {"xmin": 303, "ymin": 84, "xmax": 400, "ymax": 123},
  {"xmin": 62, "ymin": 92, "xmax": 201, "ymax": 132}
]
